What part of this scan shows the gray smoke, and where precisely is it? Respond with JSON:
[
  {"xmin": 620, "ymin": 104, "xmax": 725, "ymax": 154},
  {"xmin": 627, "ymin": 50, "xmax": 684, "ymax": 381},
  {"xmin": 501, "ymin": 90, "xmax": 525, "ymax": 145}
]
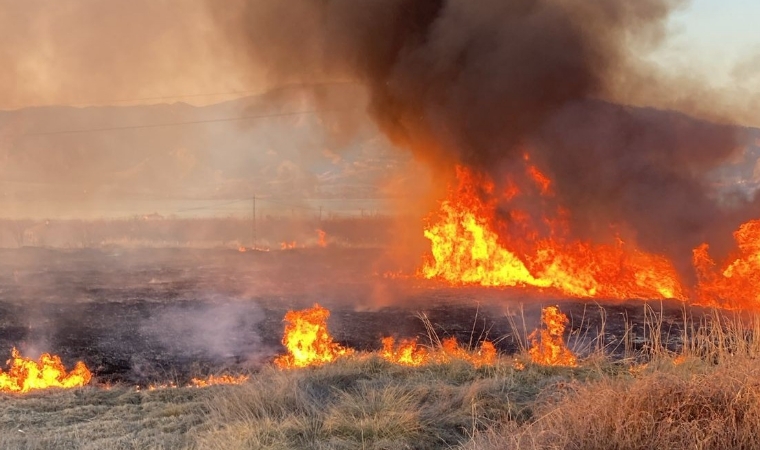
[{"xmin": 212, "ymin": 0, "xmax": 758, "ymax": 279}]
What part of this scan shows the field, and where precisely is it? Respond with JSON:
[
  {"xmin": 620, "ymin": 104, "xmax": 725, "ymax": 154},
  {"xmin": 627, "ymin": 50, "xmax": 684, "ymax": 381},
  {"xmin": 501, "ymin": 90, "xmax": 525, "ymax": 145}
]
[{"xmin": 0, "ymin": 247, "xmax": 753, "ymax": 449}]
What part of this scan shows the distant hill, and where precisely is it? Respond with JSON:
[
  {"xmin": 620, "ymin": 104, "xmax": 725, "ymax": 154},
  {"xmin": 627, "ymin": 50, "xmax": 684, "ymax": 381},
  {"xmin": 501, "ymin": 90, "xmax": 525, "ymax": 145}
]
[
  {"xmin": 0, "ymin": 85, "xmax": 411, "ymax": 218},
  {"xmin": 1, "ymin": 86, "xmax": 757, "ymax": 218}
]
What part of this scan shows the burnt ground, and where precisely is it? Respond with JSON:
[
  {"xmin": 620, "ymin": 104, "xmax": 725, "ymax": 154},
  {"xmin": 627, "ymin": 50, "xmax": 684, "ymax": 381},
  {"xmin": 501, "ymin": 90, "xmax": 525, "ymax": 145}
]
[{"xmin": 0, "ymin": 247, "xmax": 709, "ymax": 385}]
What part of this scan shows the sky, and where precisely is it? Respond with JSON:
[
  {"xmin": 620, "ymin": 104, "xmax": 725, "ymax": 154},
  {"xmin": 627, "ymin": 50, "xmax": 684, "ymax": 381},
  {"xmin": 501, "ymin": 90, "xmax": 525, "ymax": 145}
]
[
  {"xmin": 0, "ymin": 0, "xmax": 757, "ymax": 110},
  {"xmin": 0, "ymin": 0, "xmax": 758, "ymax": 220},
  {"xmin": 649, "ymin": 0, "xmax": 760, "ymax": 89}
]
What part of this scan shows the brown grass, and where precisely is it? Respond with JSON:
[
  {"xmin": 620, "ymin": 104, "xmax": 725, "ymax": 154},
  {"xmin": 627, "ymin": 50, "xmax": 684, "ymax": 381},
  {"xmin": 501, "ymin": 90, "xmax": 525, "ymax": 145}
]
[
  {"xmin": 0, "ymin": 384, "xmax": 215, "ymax": 449},
  {"xmin": 4, "ymin": 308, "xmax": 760, "ymax": 450}
]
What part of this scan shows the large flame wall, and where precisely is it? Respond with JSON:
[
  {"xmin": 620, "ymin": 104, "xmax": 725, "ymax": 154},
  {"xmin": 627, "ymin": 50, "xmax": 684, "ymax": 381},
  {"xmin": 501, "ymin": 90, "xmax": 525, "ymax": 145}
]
[{"xmin": 421, "ymin": 164, "xmax": 759, "ymax": 308}]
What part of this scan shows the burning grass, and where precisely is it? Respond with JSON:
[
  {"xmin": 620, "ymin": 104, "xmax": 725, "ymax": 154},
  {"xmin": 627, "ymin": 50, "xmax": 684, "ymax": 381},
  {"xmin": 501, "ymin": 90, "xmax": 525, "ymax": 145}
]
[
  {"xmin": 196, "ymin": 308, "xmax": 760, "ymax": 450},
  {"xmin": 5, "ymin": 306, "xmax": 760, "ymax": 449},
  {"xmin": 0, "ymin": 347, "xmax": 92, "ymax": 393}
]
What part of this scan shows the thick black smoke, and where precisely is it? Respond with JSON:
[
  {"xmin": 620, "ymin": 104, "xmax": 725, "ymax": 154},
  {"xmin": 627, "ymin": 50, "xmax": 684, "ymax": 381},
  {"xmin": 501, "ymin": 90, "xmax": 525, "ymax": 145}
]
[{"xmin": 213, "ymin": 0, "xmax": 758, "ymax": 279}]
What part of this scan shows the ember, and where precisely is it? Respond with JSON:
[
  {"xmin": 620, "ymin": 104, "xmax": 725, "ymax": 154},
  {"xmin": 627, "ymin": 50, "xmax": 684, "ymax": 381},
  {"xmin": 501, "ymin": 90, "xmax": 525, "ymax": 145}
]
[
  {"xmin": 528, "ymin": 306, "xmax": 577, "ymax": 367},
  {"xmin": 0, "ymin": 348, "xmax": 92, "ymax": 393}
]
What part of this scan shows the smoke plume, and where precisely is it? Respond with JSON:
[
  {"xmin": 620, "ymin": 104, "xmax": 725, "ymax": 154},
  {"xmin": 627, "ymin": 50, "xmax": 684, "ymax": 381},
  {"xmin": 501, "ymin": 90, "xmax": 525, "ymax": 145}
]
[
  {"xmin": 0, "ymin": 0, "xmax": 249, "ymax": 109},
  {"xmin": 212, "ymin": 0, "xmax": 758, "ymax": 277}
]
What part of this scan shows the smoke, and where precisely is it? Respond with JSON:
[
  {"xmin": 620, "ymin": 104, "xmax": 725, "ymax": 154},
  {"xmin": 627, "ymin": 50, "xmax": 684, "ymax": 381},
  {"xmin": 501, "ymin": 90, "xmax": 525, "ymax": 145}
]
[
  {"xmin": 0, "ymin": 0, "xmax": 249, "ymax": 109},
  {"xmin": 140, "ymin": 299, "xmax": 267, "ymax": 362},
  {"xmin": 212, "ymin": 0, "xmax": 759, "ymax": 278}
]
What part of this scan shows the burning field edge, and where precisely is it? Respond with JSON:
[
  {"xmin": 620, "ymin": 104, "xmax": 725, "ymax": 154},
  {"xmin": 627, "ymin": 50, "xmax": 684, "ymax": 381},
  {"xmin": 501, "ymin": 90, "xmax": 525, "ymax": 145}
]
[{"xmin": 3, "ymin": 305, "xmax": 760, "ymax": 450}]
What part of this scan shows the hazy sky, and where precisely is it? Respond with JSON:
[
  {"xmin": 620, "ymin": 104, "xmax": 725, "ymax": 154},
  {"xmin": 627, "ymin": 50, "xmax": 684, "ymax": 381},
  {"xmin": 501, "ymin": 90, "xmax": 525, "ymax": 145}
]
[
  {"xmin": 0, "ymin": 0, "xmax": 757, "ymax": 110},
  {"xmin": 0, "ymin": 0, "xmax": 758, "ymax": 220},
  {"xmin": 649, "ymin": 0, "xmax": 760, "ymax": 88}
]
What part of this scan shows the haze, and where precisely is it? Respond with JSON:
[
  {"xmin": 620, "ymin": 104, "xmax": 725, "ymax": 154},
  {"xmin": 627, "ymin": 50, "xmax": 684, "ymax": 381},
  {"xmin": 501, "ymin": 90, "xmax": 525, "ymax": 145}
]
[{"xmin": 0, "ymin": 0, "xmax": 757, "ymax": 219}]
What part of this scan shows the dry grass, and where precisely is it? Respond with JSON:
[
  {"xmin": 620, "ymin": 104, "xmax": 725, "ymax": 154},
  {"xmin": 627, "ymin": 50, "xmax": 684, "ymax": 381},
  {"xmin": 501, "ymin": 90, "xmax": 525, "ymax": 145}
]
[
  {"xmin": 467, "ymin": 356, "xmax": 760, "ymax": 450},
  {"xmin": 0, "ymin": 384, "xmax": 216, "ymax": 449},
  {"xmin": 466, "ymin": 307, "xmax": 760, "ymax": 450},
  {"xmin": 5, "ymin": 308, "xmax": 760, "ymax": 449},
  {"xmin": 192, "ymin": 357, "xmax": 552, "ymax": 450}
]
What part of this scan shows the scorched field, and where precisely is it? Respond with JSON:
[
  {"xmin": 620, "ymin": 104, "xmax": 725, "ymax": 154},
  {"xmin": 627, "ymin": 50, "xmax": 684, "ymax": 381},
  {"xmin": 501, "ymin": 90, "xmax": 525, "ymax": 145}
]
[{"xmin": 0, "ymin": 246, "xmax": 757, "ymax": 449}]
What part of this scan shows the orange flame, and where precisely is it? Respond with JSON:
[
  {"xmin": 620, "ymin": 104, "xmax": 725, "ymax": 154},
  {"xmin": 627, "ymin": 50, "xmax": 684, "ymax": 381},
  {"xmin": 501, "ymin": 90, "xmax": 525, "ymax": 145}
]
[
  {"xmin": 528, "ymin": 306, "xmax": 577, "ymax": 367},
  {"xmin": 440, "ymin": 337, "xmax": 497, "ymax": 367},
  {"xmin": 280, "ymin": 241, "xmax": 298, "ymax": 250},
  {"xmin": 317, "ymin": 229, "xmax": 327, "ymax": 247},
  {"xmin": 380, "ymin": 336, "xmax": 496, "ymax": 367},
  {"xmin": 274, "ymin": 304, "xmax": 352, "ymax": 369},
  {"xmin": 381, "ymin": 337, "xmax": 429, "ymax": 366},
  {"xmin": 421, "ymin": 166, "xmax": 685, "ymax": 300},
  {"xmin": 694, "ymin": 219, "xmax": 760, "ymax": 309},
  {"xmin": 0, "ymin": 348, "xmax": 92, "ymax": 393},
  {"xmin": 190, "ymin": 374, "xmax": 249, "ymax": 387}
]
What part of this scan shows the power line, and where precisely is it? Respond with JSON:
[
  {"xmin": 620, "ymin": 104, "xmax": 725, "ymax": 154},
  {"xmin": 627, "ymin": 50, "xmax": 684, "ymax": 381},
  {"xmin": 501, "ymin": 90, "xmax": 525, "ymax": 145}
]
[
  {"xmin": 67, "ymin": 89, "xmax": 266, "ymax": 107},
  {"xmin": 23, "ymin": 108, "xmax": 360, "ymax": 137},
  {"xmin": 15, "ymin": 81, "xmax": 362, "ymax": 110},
  {"xmin": 174, "ymin": 199, "xmax": 249, "ymax": 213}
]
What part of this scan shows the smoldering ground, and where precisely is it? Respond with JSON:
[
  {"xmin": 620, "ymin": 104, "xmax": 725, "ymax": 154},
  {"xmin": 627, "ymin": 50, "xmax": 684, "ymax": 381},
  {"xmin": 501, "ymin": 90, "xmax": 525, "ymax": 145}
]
[{"xmin": 210, "ymin": 0, "xmax": 760, "ymax": 279}]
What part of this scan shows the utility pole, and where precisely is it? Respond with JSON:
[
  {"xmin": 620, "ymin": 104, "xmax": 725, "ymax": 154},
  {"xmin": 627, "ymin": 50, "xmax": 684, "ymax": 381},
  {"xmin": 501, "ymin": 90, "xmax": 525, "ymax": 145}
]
[{"xmin": 251, "ymin": 195, "xmax": 256, "ymax": 248}]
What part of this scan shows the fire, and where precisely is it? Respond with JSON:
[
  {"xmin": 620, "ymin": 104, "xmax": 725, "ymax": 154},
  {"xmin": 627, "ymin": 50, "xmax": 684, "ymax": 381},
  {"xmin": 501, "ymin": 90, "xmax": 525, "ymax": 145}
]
[
  {"xmin": 274, "ymin": 304, "xmax": 352, "ymax": 369},
  {"xmin": 381, "ymin": 337, "xmax": 429, "ymax": 366},
  {"xmin": 421, "ymin": 165, "xmax": 685, "ymax": 300},
  {"xmin": 280, "ymin": 241, "xmax": 298, "ymax": 250},
  {"xmin": 0, "ymin": 348, "xmax": 92, "ymax": 393},
  {"xmin": 440, "ymin": 337, "xmax": 497, "ymax": 367},
  {"xmin": 190, "ymin": 374, "xmax": 249, "ymax": 387},
  {"xmin": 380, "ymin": 336, "xmax": 496, "ymax": 367},
  {"xmin": 694, "ymin": 219, "xmax": 760, "ymax": 309},
  {"xmin": 528, "ymin": 306, "xmax": 577, "ymax": 367},
  {"xmin": 317, "ymin": 229, "xmax": 327, "ymax": 247},
  {"xmin": 274, "ymin": 306, "xmax": 498, "ymax": 369},
  {"xmin": 238, "ymin": 246, "xmax": 247, "ymax": 252}
]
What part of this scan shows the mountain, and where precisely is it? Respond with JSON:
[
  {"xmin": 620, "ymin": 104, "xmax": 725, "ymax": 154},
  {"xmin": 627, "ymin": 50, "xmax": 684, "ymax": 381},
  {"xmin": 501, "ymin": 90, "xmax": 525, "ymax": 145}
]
[{"xmin": 0, "ymin": 85, "xmax": 412, "ymax": 218}]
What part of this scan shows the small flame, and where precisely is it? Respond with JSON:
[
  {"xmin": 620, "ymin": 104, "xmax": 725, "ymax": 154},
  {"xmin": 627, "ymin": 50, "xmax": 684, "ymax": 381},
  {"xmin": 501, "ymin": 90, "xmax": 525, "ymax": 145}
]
[
  {"xmin": 0, "ymin": 348, "xmax": 92, "ymax": 393},
  {"xmin": 190, "ymin": 374, "xmax": 249, "ymax": 387},
  {"xmin": 280, "ymin": 241, "xmax": 298, "ymax": 250},
  {"xmin": 317, "ymin": 229, "xmax": 327, "ymax": 247},
  {"xmin": 381, "ymin": 337, "xmax": 429, "ymax": 366},
  {"xmin": 238, "ymin": 246, "xmax": 247, "ymax": 253},
  {"xmin": 528, "ymin": 306, "xmax": 577, "ymax": 366},
  {"xmin": 274, "ymin": 304, "xmax": 352, "ymax": 369},
  {"xmin": 380, "ymin": 336, "xmax": 496, "ymax": 367}
]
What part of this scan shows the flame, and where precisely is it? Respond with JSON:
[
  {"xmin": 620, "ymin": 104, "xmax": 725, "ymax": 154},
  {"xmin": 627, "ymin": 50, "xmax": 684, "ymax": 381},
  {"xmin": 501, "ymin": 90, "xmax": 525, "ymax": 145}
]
[
  {"xmin": 317, "ymin": 229, "xmax": 327, "ymax": 247},
  {"xmin": 421, "ymin": 165, "xmax": 685, "ymax": 300},
  {"xmin": 274, "ymin": 306, "xmax": 497, "ymax": 369},
  {"xmin": 380, "ymin": 336, "xmax": 496, "ymax": 367},
  {"xmin": 274, "ymin": 304, "xmax": 352, "ymax": 369},
  {"xmin": 238, "ymin": 246, "xmax": 247, "ymax": 252},
  {"xmin": 0, "ymin": 348, "xmax": 92, "ymax": 393},
  {"xmin": 440, "ymin": 337, "xmax": 497, "ymax": 367},
  {"xmin": 528, "ymin": 306, "xmax": 577, "ymax": 366},
  {"xmin": 280, "ymin": 241, "xmax": 298, "ymax": 250},
  {"xmin": 694, "ymin": 219, "xmax": 760, "ymax": 309},
  {"xmin": 190, "ymin": 374, "xmax": 249, "ymax": 387},
  {"xmin": 381, "ymin": 337, "xmax": 430, "ymax": 366}
]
